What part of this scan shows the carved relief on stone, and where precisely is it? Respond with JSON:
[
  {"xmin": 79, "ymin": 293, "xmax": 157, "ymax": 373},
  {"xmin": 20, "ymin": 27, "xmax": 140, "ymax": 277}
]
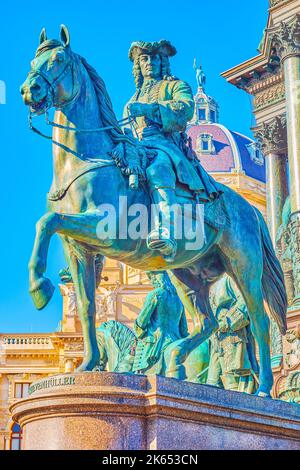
[
  {"xmin": 63, "ymin": 340, "xmax": 84, "ymax": 353},
  {"xmin": 276, "ymin": 223, "xmax": 295, "ymax": 305},
  {"xmin": 270, "ymin": 320, "xmax": 284, "ymax": 360},
  {"xmin": 215, "ymin": 176, "xmax": 234, "ymax": 186},
  {"xmin": 284, "ymin": 325, "xmax": 300, "ymax": 370},
  {"xmin": 278, "ymin": 370, "xmax": 300, "ymax": 403},
  {"xmin": 60, "ymin": 283, "xmax": 121, "ymax": 326},
  {"xmin": 253, "ymin": 114, "xmax": 287, "ymax": 156},
  {"xmin": 95, "ymin": 284, "xmax": 121, "ymax": 323},
  {"xmin": 269, "ymin": 14, "xmax": 300, "ymax": 61},
  {"xmin": 253, "ymin": 83, "xmax": 285, "ymax": 111},
  {"xmin": 288, "ymin": 213, "xmax": 300, "ymax": 303},
  {"xmin": 248, "ymin": 73, "xmax": 283, "ymax": 95},
  {"xmin": 59, "ymin": 284, "xmax": 77, "ymax": 318},
  {"xmin": 243, "ymin": 180, "xmax": 266, "ymax": 196},
  {"xmin": 269, "ymin": 0, "xmax": 287, "ymax": 7}
]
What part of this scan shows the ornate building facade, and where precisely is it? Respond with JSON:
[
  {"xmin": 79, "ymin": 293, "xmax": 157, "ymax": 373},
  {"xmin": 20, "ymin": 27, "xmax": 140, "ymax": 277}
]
[{"xmin": 222, "ymin": 0, "xmax": 300, "ymax": 404}]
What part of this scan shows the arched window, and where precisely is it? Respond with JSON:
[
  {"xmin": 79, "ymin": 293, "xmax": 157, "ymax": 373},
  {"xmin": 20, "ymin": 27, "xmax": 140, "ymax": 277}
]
[
  {"xmin": 196, "ymin": 134, "xmax": 215, "ymax": 154},
  {"xmin": 10, "ymin": 423, "xmax": 22, "ymax": 450}
]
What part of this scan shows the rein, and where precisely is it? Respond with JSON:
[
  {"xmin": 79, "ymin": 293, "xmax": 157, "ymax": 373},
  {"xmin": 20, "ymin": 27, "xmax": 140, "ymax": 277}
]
[
  {"xmin": 48, "ymin": 160, "xmax": 116, "ymax": 201},
  {"xmin": 27, "ymin": 49, "xmax": 140, "ymax": 199},
  {"xmin": 29, "ymin": 111, "xmax": 134, "ymax": 141},
  {"xmin": 29, "ymin": 110, "xmax": 139, "ymax": 202}
]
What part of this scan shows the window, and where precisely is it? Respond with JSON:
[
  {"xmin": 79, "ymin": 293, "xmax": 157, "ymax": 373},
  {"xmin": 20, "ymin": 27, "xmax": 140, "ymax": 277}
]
[
  {"xmin": 247, "ymin": 142, "xmax": 264, "ymax": 166},
  {"xmin": 14, "ymin": 382, "xmax": 30, "ymax": 399},
  {"xmin": 10, "ymin": 423, "xmax": 22, "ymax": 450},
  {"xmin": 196, "ymin": 134, "xmax": 215, "ymax": 154},
  {"xmin": 210, "ymin": 110, "xmax": 216, "ymax": 123},
  {"xmin": 198, "ymin": 108, "xmax": 206, "ymax": 121},
  {"xmin": 202, "ymin": 140, "xmax": 209, "ymax": 151}
]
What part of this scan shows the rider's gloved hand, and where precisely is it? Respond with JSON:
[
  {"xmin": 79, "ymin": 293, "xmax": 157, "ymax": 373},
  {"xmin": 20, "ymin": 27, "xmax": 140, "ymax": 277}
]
[{"xmin": 128, "ymin": 102, "xmax": 161, "ymax": 123}]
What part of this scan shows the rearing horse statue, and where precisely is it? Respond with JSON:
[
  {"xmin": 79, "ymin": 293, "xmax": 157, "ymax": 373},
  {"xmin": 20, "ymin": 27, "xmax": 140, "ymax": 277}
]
[{"xmin": 20, "ymin": 26, "xmax": 287, "ymax": 397}]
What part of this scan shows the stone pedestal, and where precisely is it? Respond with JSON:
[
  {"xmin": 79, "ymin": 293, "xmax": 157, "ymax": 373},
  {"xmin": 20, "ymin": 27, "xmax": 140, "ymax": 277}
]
[{"xmin": 10, "ymin": 372, "xmax": 300, "ymax": 450}]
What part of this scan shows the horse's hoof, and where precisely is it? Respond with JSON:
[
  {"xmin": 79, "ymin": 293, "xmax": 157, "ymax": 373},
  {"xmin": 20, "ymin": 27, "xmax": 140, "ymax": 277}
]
[
  {"xmin": 165, "ymin": 365, "xmax": 186, "ymax": 381},
  {"xmin": 76, "ymin": 357, "xmax": 100, "ymax": 372},
  {"xmin": 30, "ymin": 277, "xmax": 55, "ymax": 310},
  {"xmin": 255, "ymin": 388, "xmax": 272, "ymax": 399}
]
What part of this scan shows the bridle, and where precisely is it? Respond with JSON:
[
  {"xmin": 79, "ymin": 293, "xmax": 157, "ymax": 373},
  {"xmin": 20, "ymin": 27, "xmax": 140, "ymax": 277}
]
[
  {"xmin": 28, "ymin": 57, "xmax": 74, "ymax": 106},
  {"xmin": 28, "ymin": 52, "xmax": 136, "ymax": 140},
  {"xmin": 26, "ymin": 48, "xmax": 142, "ymax": 200}
]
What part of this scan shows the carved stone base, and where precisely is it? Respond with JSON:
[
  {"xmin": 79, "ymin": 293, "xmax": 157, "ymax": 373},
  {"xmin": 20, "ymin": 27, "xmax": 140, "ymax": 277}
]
[
  {"xmin": 10, "ymin": 372, "xmax": 300, "ymax": 450},
  {"xmin": 279, "ymin": 371, "xmax": 300, "ymax": 404}
]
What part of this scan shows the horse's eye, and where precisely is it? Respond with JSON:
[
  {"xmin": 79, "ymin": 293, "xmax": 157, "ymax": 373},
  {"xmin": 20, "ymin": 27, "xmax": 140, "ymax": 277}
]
[{"xmin": 55, "ymin": 52, "xmax": 65, "ymax": 63}]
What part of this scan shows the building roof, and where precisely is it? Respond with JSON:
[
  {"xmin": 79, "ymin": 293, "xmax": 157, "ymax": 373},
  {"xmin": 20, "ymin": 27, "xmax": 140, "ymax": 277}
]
[
  {"xmin": 188, "ymin": 123, "xmax": 266, "ymax": 183},
  {"xmin": 189, "ymin": 61, "xmax": 266, "ymax": 183}
]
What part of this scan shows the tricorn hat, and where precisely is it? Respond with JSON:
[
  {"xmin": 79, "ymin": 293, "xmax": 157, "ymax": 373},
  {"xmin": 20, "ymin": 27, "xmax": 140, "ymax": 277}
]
[{"xmin": 129, "ymin": 40, "xmax": 177, "ymax": 62}]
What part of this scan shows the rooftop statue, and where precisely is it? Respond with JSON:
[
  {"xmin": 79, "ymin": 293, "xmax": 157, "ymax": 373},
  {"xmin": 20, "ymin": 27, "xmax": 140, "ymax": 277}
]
[
  {"xmin": 193, "ymin": 59, "xmax": 206, "ymax": 90},
  {"xmin": 20, "ymin": 26, "xmax": 287, "ymax": 397}
]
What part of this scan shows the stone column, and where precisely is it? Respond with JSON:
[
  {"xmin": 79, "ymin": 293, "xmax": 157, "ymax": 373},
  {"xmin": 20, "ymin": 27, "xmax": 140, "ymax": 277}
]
[
  {"xmin": 285, "ymin": 54, "xmax": 300, "ymax": 304},
  {"xmin": 254, "ymin": 116, "xmax": 288, "ymax": 368},
  {"xmin": 254, "ymin": 116, "xmax": 288, "ymax": 244},
  {"xmin": 270, "ymin": 14, "xmax": 300, "ymax": 305}
]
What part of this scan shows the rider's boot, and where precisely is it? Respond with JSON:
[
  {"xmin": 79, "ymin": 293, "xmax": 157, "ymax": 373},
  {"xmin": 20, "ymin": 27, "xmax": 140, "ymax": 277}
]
[{"xmin": 147, "ymin": 187, "xmax": 178, "ymax": 262}]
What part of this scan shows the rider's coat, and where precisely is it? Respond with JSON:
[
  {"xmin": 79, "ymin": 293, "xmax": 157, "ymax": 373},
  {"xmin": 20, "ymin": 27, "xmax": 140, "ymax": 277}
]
[{"xmin": 124, "ymin": 78, "xmax": 221, "ymax": 199}]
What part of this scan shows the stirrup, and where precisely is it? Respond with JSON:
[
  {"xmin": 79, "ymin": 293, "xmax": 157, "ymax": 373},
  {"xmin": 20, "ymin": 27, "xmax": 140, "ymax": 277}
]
[{"xmin": 147, "ymin": 228, "xmax": 177, "ymax": 261}]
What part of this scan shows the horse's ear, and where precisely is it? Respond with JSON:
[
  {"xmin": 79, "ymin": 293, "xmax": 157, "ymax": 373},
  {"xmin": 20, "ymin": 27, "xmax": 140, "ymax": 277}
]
[
  {"xmin": 60, "ymin": 24, "xmax": 70, "ymax": 47},
  {"xmin": 39, "ymin": 28, "xmax": 47, "ymax": 44}
]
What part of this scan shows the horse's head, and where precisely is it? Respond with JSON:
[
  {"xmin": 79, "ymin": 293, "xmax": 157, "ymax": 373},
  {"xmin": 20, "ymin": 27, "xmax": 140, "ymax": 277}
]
[{"xmin": 20, "ymin": 25, "xmax": 80, "ymax": 115}]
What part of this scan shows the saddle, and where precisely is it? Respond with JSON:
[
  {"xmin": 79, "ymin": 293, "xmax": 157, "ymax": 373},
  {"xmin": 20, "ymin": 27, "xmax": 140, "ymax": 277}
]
[
  {"xmin": 175, "ymin": 183, "xmax": 230, "ymax": 231},
  {"xmin": 111, "ymin": 140, "xmax": 230, "ymax": 232}
]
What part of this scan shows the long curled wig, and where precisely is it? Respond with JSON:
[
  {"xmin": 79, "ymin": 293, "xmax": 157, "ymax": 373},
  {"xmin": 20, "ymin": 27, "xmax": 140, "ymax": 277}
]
[{"xmin": 133, "ymin": 55, "xmax": 173, "ymax": 90}]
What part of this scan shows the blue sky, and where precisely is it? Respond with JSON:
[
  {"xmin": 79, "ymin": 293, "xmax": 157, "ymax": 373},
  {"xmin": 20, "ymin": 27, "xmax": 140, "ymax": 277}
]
[{"xmin": 0, "ymin": 0, "xmax": 268, "ymax": 333}]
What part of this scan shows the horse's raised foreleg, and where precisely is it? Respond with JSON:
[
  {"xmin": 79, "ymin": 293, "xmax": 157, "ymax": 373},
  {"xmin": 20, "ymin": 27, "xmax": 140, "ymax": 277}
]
[
  {"xmin": 166, "ymin": 269, "xmax": 218, "ymax": 379},
  {"xmin": 29, "ymin": 211, "xmax": 104, "ymax": 310},
  {"xmin": 29, "ymin": 213, "xmax": 59, "ymax": 309}
]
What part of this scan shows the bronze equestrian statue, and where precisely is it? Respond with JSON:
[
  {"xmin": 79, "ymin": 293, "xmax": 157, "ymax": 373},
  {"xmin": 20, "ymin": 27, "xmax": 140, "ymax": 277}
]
[{"xmin": 20, "ymin": 26, "xmax": 287, "ymax": 397}]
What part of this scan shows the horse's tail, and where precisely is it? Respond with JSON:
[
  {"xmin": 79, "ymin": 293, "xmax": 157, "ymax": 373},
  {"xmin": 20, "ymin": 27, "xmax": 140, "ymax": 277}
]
[{"xmin": 253, "ymin": 207, "xmax": 287, "ymax": 335}]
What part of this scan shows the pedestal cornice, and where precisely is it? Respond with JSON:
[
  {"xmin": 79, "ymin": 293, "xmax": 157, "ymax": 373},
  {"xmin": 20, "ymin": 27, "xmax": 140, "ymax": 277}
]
[{"xmin": 9, "ymin": 372, "xmax": 300, "ymax": 450}]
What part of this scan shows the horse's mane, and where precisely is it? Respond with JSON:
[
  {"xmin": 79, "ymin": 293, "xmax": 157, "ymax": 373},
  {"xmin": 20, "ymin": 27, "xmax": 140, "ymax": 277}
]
[
  {"xmin": 78, "ymin": 55, "xmax": 133, "ymax": 145},
  {"xmin": 98, "ymin": 320, "xmax": 136, "ymax": 355}
]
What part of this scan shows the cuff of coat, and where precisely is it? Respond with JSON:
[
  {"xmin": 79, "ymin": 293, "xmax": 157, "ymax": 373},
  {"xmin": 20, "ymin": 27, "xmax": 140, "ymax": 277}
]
[
  {"xmin": 134, "ymin": 320, "xmax": 146, "ymax": 338},
  {"xmin": 144, "ymin": 103, "xmax": 162, "ymax": 124},
  {"xmin": 227, "ymin": 307, "xmax": 249, "ymax": 331},
  {"xmin": 158, "ymin": 100, "xmax": 188, "ymax": 132}
]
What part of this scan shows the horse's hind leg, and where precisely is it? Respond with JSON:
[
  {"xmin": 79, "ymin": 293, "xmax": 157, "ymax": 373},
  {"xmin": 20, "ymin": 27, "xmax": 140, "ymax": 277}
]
[
  {"xmin": 166, "ymin": 269, "xmax": 218, "ymax": 379},
  {"xmin": 228, "ymin": 260, "xmax": 273, "ymax": 397}
]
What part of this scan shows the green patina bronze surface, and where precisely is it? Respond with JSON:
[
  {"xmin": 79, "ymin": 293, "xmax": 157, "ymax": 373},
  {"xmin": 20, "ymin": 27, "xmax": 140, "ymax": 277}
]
[
  {"xmin": 96, "ymin": 271, "xmax": 209, "ymax": 383},
  {"xmin": 207, "ymin": 274, "xmax": 259, "ymax": 394},
  {"xmin": 20, "ymin": 26, "xmax": 288, "ymax": 397}
]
